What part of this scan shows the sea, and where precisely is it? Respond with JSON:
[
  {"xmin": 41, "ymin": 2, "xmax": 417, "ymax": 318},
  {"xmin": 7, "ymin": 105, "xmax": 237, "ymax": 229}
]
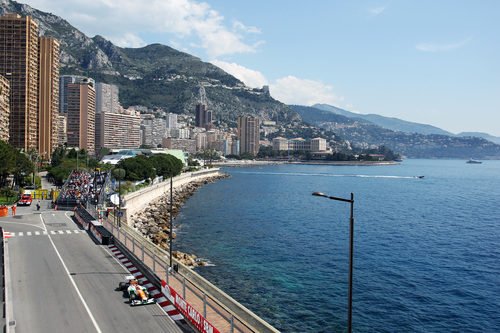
[{"xmin": 174, "ymin": 159, "xmax": 500, "ymax": 332}]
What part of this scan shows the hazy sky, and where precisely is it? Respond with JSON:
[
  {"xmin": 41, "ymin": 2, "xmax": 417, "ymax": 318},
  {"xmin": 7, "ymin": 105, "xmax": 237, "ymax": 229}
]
[{"xmin": 23, "ymin": 0, "xmax": 500, "ymax": 135}]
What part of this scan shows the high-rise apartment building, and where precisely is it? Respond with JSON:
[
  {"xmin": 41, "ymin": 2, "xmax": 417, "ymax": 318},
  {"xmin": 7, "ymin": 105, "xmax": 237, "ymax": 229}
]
[
  {"xmin": 166, "ymin": 113, "xmax": 178, "ymax": 129},
  {"xmin": 238, "ymin": 116, "xmax": 260, "ymax": 155},
  {"xmin": 38, "ymin": 36, "xmax": 60, "ymax": 157},
  {"xmin": 67, "ymin": 82, "xmax": 95, "ymax": 153},
  {"xmin": 0, "ymin": 14, "xmax": 39, "ymax": 150},
  {"xmin": 195, "ymin": 103, "xmax": 212, "ymax": 129},
  {"xmin": 0, "ymin": 75, "xmax": 10, "ymax": 142},
  {"xmin": 95, "ymin": 112, "xmax": 141, "ymax": 149},
  {"xmin": 140, "ymin": 117, "xmax": 165, "ymax": 147},
  {"xmin": 95, "ymin": 82, "xmax": 119, "ymax": 113},
  {"xmin": 59, "ymin": 75, "xmax": 93, "ymax": 114},
  {"xmin": 56, "ymin": 113, "xmax": 67, "ymax": 147}
]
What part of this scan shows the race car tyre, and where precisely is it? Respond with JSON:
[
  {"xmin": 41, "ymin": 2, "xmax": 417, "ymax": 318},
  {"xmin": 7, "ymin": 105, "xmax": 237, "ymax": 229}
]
[
  {"xmin": 118, "ymin": 282, "xmax": 127, "ymax": 290},
  {"xmin": 129, "ymin": 293, "xmax": 137, "ymax": 303}
]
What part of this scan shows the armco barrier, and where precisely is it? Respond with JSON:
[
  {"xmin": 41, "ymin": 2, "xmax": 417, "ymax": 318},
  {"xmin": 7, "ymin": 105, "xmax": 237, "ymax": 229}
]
[
  {"xmin": 89, "ymin": 223, "xmax": 112, "ymax": 245},
  {"xmin": 74, "ymin": 210, "xmax": 90, "ymax": 230},
  {"xmin": 75, "ymin": 208, "xmax": 112, "ymax": 245}
]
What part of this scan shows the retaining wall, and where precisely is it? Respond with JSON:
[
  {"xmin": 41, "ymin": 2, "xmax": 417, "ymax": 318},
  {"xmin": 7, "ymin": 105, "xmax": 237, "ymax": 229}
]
[{"xmin": 121, "ymin": 169, "xmax": 221, "ymax": 226}]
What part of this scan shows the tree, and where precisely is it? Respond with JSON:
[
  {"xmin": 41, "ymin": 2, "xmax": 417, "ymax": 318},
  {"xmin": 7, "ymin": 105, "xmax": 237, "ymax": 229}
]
[
  {"xmin": 116, "ymin": 155, "xmax": 155, "ymax": 181},
  {"xmin": 0, "ymin": 140, "xmax": 16, "ymax": 187},
  {"xmin": 51, "ymin": 145, "xmax": 66, "ymax": 167},
  {"xmin": 202, "ymin": 149, "xmax": 218, "ymax": 166},
  {"xmin": 150, "ymin": 154, "xmax": 183, "ymax": 178}
]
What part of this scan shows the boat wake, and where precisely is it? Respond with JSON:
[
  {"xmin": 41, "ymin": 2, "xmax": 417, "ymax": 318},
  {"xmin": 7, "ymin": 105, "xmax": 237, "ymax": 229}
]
[{"xmin": 233, "ymin": 171, "xmax": 422, "ymax": 179}]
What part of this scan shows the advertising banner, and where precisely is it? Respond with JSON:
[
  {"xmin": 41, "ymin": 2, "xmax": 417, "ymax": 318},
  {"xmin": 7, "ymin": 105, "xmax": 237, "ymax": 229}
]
[{"xmin": 161, "ymin": 280, "xmax": 220, "ymax": 333}]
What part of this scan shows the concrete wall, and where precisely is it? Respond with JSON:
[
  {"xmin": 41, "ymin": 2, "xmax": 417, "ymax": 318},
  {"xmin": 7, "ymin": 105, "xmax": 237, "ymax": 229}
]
[{"xmin": 121, "ymin": 169, "xmax": 221, "ymax": 226}]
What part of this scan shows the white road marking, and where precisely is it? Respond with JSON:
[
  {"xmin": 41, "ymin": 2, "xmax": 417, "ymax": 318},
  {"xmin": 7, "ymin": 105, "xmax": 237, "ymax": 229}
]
[
  {"xmin": 27, "ymin": 232, "xmax": 32, "ymax": 236},
  {"xmin": 50, "ymin": 231, "xmax": 56, "ymax": 235},
  {"xmin": 43, "ymin": 231, "xmax": 47, "ymax": 235},
  {"xmin": 39, "ymin": 213, "xmax": 102, "ymax": 333},
  {"xmin": 18, "ymin": 232, "xmax": 23, "ymax": 237},
  {"xmin": 58, "ymin": 230, "xmax": 64, "ymax": 234},
  {"xmin": 66, "ymin": 230, "xmax": 72, "ymax": 234},
  {"xmin": 35, "ymin": 231, "xmax": 40, "ymax": 235}
]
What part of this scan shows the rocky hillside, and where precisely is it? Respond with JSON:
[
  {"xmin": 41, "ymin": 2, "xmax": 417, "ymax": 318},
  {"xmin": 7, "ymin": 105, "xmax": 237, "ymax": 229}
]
[
  {"xmin": 0, "ymin": 0, "xmax": 299, "ymax": 123},
  {"xmin": 292, "ymin": 105, "xmax": 500, "ymax": 159},
  {"xmin": 313, "ymin": 103, "xmax": 454, "ymax": 136}
]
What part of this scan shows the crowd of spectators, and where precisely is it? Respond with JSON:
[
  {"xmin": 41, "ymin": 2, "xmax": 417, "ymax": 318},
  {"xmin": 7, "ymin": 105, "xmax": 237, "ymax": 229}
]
[{"xmin": 56, "ymin": 170, "xmax": 108, "ymax": 208}]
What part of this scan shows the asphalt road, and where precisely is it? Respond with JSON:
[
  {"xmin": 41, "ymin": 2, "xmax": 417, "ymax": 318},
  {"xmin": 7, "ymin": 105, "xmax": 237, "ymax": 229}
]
[{"xmin": 1, "ymin": 202, "xmax": 183, "ymax": 333}]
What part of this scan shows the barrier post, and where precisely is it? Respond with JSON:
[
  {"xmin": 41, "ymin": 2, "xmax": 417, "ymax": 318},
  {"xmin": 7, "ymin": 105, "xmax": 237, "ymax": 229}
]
[
  {"xmin": 153, "ymin": 254, "xmax": 156, "ymax": 273},
  {"xmin": 203, "ymin": 293, "xmax": 207, "ymax": 318},
  {"xmin": 166, "ymin": 264, "xmax": 169, "ymax": 284},
  {"xmin": 141, "ymin": 243, "xmax": 144, "ymax": 262},
  {"xmin": 231, "ymin": 314, "xmax": 234, "ymax": 333},
  {"xmin": 132, "ymin": 237, "xmax": 135, "ymax": 253},
  {"xmin": 183, "ymin": 277, "xmax": 186, "ymax": 299}
]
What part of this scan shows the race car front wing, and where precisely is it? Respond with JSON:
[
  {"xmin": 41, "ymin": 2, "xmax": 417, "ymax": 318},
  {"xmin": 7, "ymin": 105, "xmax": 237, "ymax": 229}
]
[{"xmin": 130, "ymin": 297, "xmax": 156, "ymax": 306}]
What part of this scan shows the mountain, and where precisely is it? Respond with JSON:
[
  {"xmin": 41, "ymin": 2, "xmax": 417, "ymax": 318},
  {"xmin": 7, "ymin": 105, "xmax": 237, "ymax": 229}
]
[
  {"xmin": 313, "ymin": 103, "xmax": 453, "ymax": 136},
  {"xmin": 457, "ymin": 132, "xmax": 500, "ymax": 145},
  {"xmin": 0, "ymin": 0, "xmax": 299, "ymax": 123},
  {"xmin": 292, "ymin": 105, "xmax": 500, "ymax": 159}
]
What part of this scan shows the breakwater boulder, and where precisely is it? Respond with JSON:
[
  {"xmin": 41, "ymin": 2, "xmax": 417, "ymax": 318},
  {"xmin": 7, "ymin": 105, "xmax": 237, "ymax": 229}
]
[{"xmin": 130, "ymin": 172, "xmax": 230, "ymax": 267}]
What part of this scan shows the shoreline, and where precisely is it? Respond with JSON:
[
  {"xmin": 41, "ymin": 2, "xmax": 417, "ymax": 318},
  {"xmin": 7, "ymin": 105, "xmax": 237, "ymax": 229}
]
[
  {"xmin": 129, "ymin": 171, "xmax": 230, "ymax": 267},
  {"xmin": 214, "ymin": 159, "xmax": 399, "ymax": 167}
]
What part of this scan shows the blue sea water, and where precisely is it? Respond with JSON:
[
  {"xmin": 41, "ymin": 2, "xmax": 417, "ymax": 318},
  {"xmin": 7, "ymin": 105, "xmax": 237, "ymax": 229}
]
[{"xmin": 174, "ymin": 159, "xmax": 500, "ymax": 332}]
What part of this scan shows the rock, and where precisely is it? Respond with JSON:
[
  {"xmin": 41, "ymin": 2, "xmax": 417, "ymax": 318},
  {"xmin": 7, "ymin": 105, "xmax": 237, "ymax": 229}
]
[{"xmin": 130, "ymin": 172, "xmax": 230, "ymax": 267}]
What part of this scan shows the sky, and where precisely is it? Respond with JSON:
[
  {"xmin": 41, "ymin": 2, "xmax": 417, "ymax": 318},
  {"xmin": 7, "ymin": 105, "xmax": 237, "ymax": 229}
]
[{"xmin": 21, "ymin": 0, "xmax": 500, "ymax": 136}]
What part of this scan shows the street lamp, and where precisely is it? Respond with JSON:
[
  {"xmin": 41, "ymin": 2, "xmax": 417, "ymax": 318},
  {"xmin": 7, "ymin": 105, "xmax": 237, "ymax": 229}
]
[
  {"xmin": 73, "ymin": 147, "xmax": 80, "ymax": 171},
  {"xmin": 169, "ymin": 172, "xmax": 174, "ymax": 269},
  {"xmin": 312, "ymin": 191, "xmax": 354, "ymax": 333},
  {"xmin": 113, "ymin": 168, "xmax": 126, "ymax": 228}
]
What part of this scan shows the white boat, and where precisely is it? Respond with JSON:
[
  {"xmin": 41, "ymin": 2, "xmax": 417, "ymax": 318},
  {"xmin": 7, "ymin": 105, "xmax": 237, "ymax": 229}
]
[{"xmin": 466, "ymin": 159, "xmax": 482, "ymax": 164}]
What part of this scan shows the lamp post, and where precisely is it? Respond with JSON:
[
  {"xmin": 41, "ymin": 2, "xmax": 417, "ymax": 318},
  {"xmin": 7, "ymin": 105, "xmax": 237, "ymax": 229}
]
[
  {"xmin": 169, "ymin": 172, "xmax": 173, "ymax": 269},
  {"xmin": 113, "ymin": 168, "xmax": 126, "ymax": 228},
  {"xmin": 312, "ymin": 191, "xmax": 354, "ymax": 333}
]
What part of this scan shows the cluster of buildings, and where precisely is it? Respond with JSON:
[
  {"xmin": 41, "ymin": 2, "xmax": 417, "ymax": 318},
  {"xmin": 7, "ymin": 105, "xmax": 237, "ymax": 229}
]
[{"xmin": 0, "ymin": 13, "xmax": 328, "ymax": 162}]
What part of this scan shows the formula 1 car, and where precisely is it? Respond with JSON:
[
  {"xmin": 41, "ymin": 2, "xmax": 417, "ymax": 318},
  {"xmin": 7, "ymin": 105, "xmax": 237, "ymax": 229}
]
[{"xmin": 118, "ymin": 275, "xmax": 156, "ymax": 306}]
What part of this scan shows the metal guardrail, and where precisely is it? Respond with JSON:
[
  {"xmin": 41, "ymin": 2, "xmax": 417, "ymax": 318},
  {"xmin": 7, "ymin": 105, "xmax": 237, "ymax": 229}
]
[{"xmin": 97, "ymin": 215, "xmax": 278, "ymax": 333}]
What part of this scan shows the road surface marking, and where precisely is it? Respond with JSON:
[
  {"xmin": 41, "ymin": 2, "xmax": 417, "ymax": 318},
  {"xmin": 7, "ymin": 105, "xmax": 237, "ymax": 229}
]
[
  {"xmin": 40, "ymin": 213, "xmax": 103, "ymax": 333},
  {"xmin": 27, "ymin": 232, "xmax": 32, "ymax": 236},
  {"xmin": 35, "ymin": 231, "xmax": 40, "ymax": 235},
  {"xmin": 18, "ymin": 232, "xmax": 23, "ymax": 237}
]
